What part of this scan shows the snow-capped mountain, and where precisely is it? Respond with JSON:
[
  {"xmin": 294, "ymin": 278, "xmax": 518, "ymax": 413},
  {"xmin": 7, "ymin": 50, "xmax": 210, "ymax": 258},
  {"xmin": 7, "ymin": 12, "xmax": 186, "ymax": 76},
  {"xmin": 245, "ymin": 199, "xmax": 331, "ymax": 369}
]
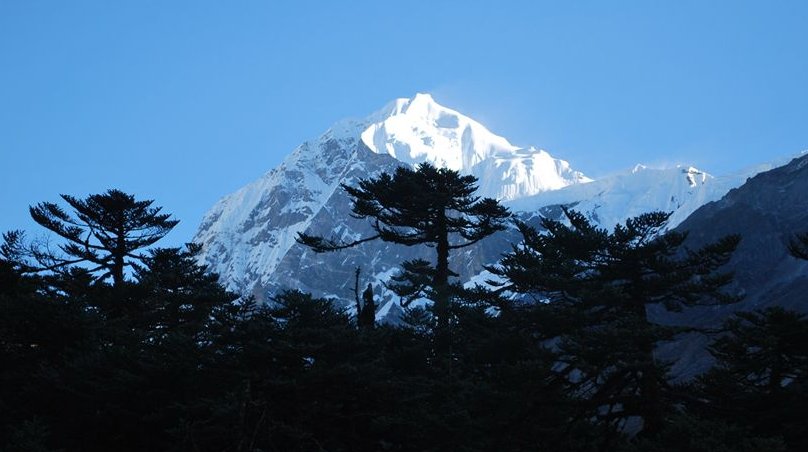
[
  {"xmin": 194, "ymin": 93, "xmax": 588, "ymax": 301},
  {"xmin": 361, "ymin": 94, "xmax": 590, "ymax": 200},
  {"xmin": 194, "ymin": 93, "xmax": 787, "ymax": 319},
  {"xmin": 507, "ymin": 160, "xmax": 786, "ymax": 231}
]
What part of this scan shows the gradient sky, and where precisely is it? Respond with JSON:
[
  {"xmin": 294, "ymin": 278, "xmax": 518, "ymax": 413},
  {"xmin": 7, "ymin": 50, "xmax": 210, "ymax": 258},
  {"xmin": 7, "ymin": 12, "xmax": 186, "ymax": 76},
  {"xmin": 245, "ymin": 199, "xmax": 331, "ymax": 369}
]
[{"xmin": 2, "ymin": 0, "xmax": 807, "ymax": 247}]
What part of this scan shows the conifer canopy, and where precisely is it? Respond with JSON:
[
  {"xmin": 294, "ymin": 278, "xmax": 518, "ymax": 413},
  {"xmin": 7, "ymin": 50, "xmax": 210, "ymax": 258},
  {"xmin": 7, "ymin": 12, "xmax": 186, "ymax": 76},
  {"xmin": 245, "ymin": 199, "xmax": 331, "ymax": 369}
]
[{"xmin": 28, "ymin": 189, "xmax": 179, "ymax": 285}]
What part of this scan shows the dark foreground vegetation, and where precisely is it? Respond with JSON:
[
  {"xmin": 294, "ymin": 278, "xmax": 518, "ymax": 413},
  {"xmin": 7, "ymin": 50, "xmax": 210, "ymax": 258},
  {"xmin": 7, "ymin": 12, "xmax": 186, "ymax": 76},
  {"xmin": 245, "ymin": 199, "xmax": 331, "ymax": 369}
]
[{"xmin": 2, "ymin": 167, "xmax": 807, "ymax": 452}]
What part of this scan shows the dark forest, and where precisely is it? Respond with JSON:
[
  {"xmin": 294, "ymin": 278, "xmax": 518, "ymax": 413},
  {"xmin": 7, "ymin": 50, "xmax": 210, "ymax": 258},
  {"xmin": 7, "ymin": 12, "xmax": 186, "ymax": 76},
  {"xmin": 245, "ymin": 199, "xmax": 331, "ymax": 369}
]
[{"xmin": 2, "ymin": 166, "xmax": 807, "ymax": 452}]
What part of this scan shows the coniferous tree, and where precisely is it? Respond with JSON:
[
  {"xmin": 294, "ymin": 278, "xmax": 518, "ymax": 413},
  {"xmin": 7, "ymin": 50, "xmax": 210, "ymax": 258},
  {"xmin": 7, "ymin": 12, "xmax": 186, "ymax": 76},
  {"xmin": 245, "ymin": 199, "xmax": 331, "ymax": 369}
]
[
  {"xmin": 617, "ymin": 413, "xmax": 786, "ymax": 452},
  {"xmin": 131, "ymin": 243, "xmax": 238, "ymax": 342},
  {"xmin": 27, "ymin": 189, "xmax": 178, "ymax": 286},
  {"xmin": 2, "ymin": 193, "xmax": 249, "ymax": 452},
  {"xmin": 0, "ymin": 244, "xmax": 105, "ymax": 451},
  {"xmin": 297, "ymin": 163, "xmax": 510, "ymax": 354},
  {"xmin": 692, "ymin": 307, "xmax": 808, "ymax": 451},
  {"xmin": 358, "ymin": 283, "xmax": 377, "ymax": 331},
  {"xmin": 708, "ymin": 308, "xmax": 808, "ymax": 393},
  {"xmin": 350, "ymin": 267, "xmax": 376, "ymax": 331},
  {"xmin": 491, "ymin": 208, "xmax": 740, "ymax": 438},
  {"xmin": 12, "ymin": 186, "xmax": 803, "ymax": 451}
]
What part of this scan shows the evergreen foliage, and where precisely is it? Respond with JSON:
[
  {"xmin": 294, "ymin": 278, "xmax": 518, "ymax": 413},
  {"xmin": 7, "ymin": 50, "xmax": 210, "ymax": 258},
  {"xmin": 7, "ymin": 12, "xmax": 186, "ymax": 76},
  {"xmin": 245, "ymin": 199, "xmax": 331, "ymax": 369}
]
[
  {"xmin": 691, "ymin": 308, "xmax": 808, "ymax": 451},
  {"xmin": 358, "ymin": 282, "xmax": 377, "ymax": 330},
  {"xmin": 297, "ymin": 163, "xmax": 510, "ymax": 355},
  {"xmin": 26, "ymin": 189, "xmax": 178, "ymax": 285},
  {"xmin": 2, "ymin": 189, "xmax": 803, "ymax": 451},
  {"xmin": 490, "ymin": 208, "xmax": 740, "ymax": 438}
]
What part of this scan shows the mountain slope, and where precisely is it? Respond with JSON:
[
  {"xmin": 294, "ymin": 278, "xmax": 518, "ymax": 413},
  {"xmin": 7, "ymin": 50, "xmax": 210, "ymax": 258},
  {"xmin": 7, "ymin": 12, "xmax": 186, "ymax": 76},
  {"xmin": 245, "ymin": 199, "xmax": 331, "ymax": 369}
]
[
  {"xmin": 674, "ymin": 152, "xmax": 808, "ymax": 318},
  {"xmin": 194, "ymin": 94, "xmax": 588, "ymax": 300},
  {"xmin": 194, "ymin": 121, "xmax": 366, "ymax": 296},
  {"xmin": 194, "ymin": 93, "xmax": 798, "ymax": 324},
  {"xmin": 652, "ymin": 153, "xmax": 808, "ymax": 378},
  {"xmin": 507, "ymin": 161, "xmax": 787, "ymax": 231}
]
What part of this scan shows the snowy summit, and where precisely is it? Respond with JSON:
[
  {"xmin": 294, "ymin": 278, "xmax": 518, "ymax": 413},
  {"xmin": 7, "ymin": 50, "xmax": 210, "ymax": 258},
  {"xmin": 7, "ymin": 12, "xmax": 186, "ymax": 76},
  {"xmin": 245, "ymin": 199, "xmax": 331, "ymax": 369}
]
[
  {"xmin": 359, "ymin": 93, "xmax": 591, "ymax": 200},
  {"xmin": 193, "ymin": 93, "xmax": 591, "ymax": 296}
]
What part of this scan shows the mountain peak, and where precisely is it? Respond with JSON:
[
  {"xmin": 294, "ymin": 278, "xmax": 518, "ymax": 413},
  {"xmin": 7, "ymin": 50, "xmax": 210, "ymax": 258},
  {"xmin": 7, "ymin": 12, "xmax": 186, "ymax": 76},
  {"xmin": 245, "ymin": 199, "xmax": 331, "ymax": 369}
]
[
  {"xmin": 407, "ymin": 91, "xmax": 438, "ymax": 107},
  {"xmin": 193, "ymin": 92, "xmax": 794, "ymax": 313},
  {"xmin": 360, "ymin": 93, "xmax": 517, "ymax": 172},
  {"xmin": 371, "ymin": 93, "xmax": 449, "ymax": 120},
  {"xmin": 354, "ymin": 93, "xmax": 592, "ymax": 200},
  {"xmin": 631, "ymin": 164, "xmax": 648, "ymax": 173}
]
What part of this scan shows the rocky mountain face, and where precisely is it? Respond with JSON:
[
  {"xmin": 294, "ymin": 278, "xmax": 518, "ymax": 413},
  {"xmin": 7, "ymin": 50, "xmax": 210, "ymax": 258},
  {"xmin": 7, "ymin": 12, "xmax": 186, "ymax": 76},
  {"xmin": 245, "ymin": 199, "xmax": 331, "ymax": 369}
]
[
  {"xmin": 676, "ymin": 153, "xmax": 808, "ymax": 317},
  {"xmin": 194, "ymin": 93, "xmax": 796, "ymax": 324},
  {"xmin": 652, "ymin": 153, "xmax": 808, "ymax": 378},
  {"xmin": 194, "ymin": 94, "xmax": 591, "ymax": 312}
]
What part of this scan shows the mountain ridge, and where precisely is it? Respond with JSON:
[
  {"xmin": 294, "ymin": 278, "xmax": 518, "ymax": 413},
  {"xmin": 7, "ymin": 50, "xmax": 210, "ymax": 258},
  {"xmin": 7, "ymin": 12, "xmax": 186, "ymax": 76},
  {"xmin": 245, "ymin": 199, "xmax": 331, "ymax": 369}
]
[
  {"xmin": 195, "ymin": 93, "xmax": 591, "ymax": 299},
  {"xmin": 194, "ymin": 94, "xmax": 798, "ymax": 319}
]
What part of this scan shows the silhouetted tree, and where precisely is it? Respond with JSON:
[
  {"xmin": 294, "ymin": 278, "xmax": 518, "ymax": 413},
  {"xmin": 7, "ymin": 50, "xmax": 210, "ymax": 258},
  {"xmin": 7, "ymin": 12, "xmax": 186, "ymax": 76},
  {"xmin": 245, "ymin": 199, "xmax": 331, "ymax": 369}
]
[
  {"xmin": 492, "ymin": 208, "xmax": 740, "ymax": 438},
  {"xmin": 358, "ymin": 283, "xmax": 376, "ymax": 331},
  {"xmin": 693, "ymin": 307, "xmax": 808, "ymax": 451},
  {"xmin": 617, "ymin": 413, "xmax": 785, "ymax": 452},
  {"xmin": 27, "ymin": 189, "xmax": 178, "ymax": 286},
  {"xmin": 709, "ymin": 307, "xmax": 808, "ymax": 393},
  {"xmin": 297, "ymin": 163, "xmax": 510, "ymax": 354},
  {"xmin": 131, "ymin": 243, "xmax": 238, "ymax": 342}
]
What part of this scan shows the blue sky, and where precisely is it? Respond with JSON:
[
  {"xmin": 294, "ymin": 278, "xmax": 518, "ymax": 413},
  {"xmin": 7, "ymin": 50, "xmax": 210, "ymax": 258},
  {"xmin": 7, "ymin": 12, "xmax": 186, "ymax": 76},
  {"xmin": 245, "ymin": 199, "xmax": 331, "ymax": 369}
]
[{"xmin": 2, "ymin": 0, "xmax": 807, "ymax": 247}]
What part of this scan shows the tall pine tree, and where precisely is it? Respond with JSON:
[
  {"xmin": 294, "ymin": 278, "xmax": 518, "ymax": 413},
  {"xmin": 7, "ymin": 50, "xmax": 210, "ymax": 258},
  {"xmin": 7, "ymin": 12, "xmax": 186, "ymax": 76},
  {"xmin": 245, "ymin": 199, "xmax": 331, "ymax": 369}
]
[
  {"xmin": 27, "ymin": 189, "xmax": 178, "ymax": 286},
  {"xmin": 692, "ymin": 307, "xmax": 808, "ymax": 451},
  {"xmin": 297, "ymin": 163, "xmax": 510, "ymax": 354},
  {"xmin": 492, "ymin": 208, "xmax": 740, "ymax": 438}
]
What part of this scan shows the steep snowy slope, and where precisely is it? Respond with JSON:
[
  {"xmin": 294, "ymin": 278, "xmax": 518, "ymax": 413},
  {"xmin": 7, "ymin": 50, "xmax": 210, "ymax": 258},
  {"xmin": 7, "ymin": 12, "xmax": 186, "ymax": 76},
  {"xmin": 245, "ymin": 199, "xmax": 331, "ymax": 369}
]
[
  {"xmin": 507, "ymin": 160, "xmax": 788, "ymax": 231},
  {"xmin": 360, "ymin": 93, "xmax": 590, "ymax": 200},
  {"xmin": 194, "ymin": 121, "xmax": 364, "ymax": 295}
]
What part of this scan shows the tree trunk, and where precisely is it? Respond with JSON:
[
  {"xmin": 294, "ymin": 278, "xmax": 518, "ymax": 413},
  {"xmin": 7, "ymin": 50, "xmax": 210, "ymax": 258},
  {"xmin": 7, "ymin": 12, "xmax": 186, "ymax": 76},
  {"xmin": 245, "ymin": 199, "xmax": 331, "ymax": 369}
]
[
  {"xmin": 634, "ymin": 288, "xmax": 663, "ymax": 438},
  {"xmin": 433, "ymin": 211, "xmax": 451, "ymax": 357},
  {"xmin": 638, "ymin": 340, "xmax": 663, "ymax": 437},
  {"xmin": 112, "ymin": 227, "xmax": 126, "ymax": 287},
  {"xmin": 359, "ymin": 283, "xmax": 376, "ymax": 331}
]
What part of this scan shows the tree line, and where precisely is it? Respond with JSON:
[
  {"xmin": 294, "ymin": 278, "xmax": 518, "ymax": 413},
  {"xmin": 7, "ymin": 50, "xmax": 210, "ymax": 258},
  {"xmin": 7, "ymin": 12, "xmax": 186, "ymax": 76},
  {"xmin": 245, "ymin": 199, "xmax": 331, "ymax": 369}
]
[{"xmin": 1, "ymin": 166, "xmax": 807, "ymax": 452}]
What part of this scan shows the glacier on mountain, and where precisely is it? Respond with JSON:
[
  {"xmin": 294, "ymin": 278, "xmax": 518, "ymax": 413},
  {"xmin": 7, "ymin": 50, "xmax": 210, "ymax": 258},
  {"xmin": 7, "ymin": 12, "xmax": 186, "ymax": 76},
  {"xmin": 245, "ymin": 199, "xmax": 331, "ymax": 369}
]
[
  {"xmin": 506, "ymin": 161, "xmax": 783, "ymax": 231},
  {"xmin": 360, "ymin": 93, "xmax": 590, "ymax": 200}
]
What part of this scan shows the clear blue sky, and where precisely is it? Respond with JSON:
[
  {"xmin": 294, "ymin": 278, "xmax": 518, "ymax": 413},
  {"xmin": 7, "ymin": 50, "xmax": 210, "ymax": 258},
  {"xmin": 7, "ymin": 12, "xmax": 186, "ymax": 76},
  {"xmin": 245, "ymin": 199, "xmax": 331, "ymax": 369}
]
[{"xmin": 2, "ymin": 0, "xmax": 807, "ymax": 247}]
